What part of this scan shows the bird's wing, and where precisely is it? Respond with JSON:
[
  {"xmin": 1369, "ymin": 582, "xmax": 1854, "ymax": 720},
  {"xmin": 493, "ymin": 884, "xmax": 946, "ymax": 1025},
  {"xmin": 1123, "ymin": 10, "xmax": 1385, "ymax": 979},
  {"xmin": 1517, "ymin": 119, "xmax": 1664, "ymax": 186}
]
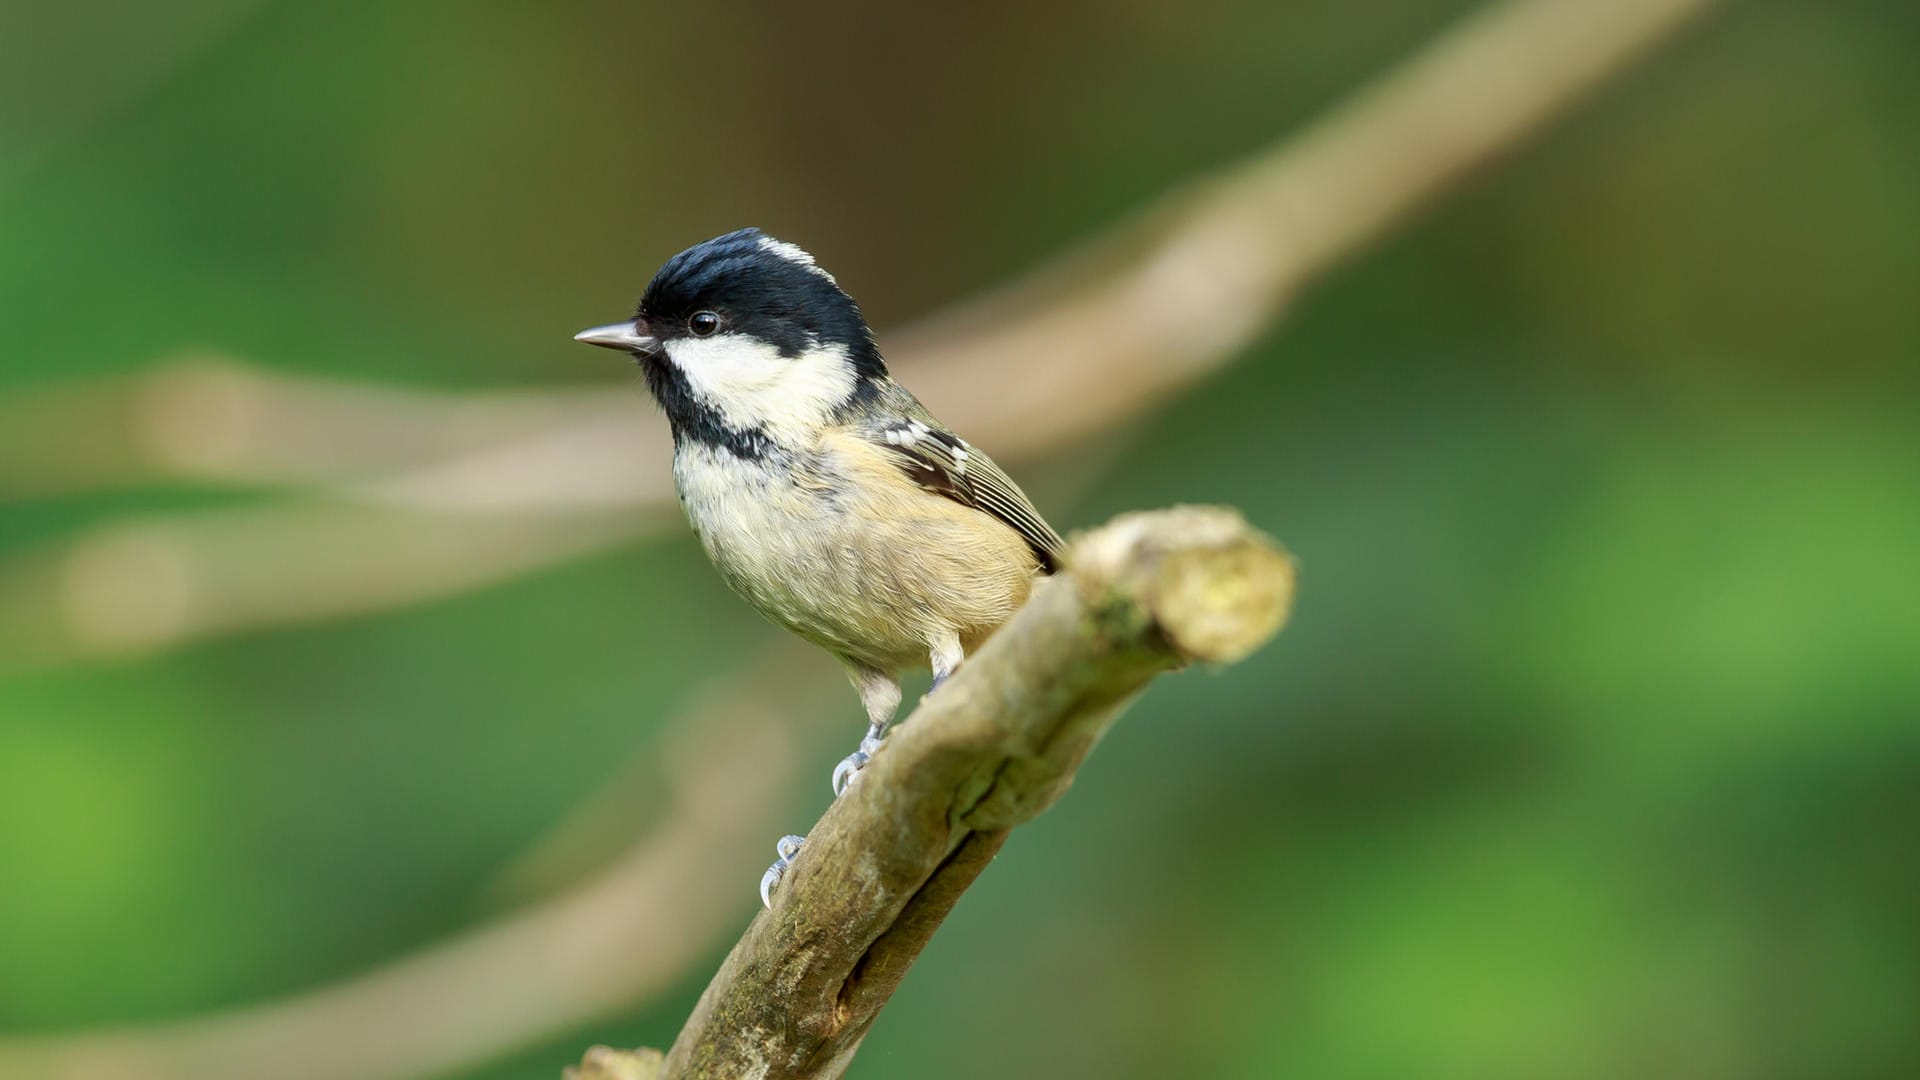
[{"xmin": 859, "ymin": 411, "xmax": 1066, "ymax": 572}]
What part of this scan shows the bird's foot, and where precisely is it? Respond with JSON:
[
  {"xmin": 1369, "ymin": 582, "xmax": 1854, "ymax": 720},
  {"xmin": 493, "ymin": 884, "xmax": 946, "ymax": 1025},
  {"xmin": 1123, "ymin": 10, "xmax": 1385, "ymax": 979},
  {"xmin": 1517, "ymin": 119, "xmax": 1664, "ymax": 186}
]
[
  {"xmin": 759, "ymin": 833, "xmax": 806, "ymax": 909},
  {"xmin": 831, "ymin": 731, "xmax": 885, "ymax": 797}
]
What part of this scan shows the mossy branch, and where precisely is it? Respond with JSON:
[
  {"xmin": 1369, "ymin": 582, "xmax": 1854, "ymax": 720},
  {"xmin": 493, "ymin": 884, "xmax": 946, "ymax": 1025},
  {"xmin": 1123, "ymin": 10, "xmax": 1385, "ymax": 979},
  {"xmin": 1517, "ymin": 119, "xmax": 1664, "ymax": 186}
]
[{"xmin": 573, "ymin": 506, "xmax": 1295, "ymax": 1080}]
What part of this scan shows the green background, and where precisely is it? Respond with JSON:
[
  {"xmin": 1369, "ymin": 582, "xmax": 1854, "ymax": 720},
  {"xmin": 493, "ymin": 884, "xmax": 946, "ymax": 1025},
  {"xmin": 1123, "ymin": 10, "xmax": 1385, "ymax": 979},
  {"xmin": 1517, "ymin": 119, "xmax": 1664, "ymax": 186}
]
[{"xmin": 3, "ymin": 1, "xmax": 1917, "ymax": 1077}]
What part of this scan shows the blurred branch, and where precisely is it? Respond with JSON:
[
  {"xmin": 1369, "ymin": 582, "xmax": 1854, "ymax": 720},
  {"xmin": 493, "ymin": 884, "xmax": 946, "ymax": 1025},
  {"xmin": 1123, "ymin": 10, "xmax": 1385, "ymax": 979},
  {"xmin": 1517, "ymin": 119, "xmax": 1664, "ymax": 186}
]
[
  {"xmin": 631, "ymin": 508, "xmax": 1294, "ymax": 1078},
  {"xmin": 8, "ymin": 0, "xmax": 1718, "ymax": 509},
  {"xmin": 1, "ymin": 0, "xmax": 1718, "ymax": 670},
  {"xmin": 0, "ymin": 638, "xmax": 845, "ymax": 1080},
  {"xmin": 0, "ymin": 354, "xmax": 637, "ymax": 502},
  {"xmin": 0, "ymin": 499, "xmax": 656, "ymax": 675},
  {"xmin": 0, "ymin": 1, "xmax": 1717, "ymax": 1077}
]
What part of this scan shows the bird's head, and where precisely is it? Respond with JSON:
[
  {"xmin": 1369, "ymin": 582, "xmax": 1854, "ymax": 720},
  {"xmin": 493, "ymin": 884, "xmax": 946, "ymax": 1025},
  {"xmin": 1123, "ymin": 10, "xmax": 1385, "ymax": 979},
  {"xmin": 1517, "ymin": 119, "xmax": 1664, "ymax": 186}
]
[{"xmin": 576, "ymin": 228, "xmax": 886, "ymax": 450}]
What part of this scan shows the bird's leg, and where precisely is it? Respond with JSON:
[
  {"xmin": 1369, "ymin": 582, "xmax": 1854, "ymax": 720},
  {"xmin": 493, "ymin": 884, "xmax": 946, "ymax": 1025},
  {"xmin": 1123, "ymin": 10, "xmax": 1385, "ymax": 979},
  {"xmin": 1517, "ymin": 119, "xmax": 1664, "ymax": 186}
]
[
  {"xmin": 927, "ymin": 630, "xmax": 964, "ymax": 695},
  {"xmin": 832, "ymin": 666, "xmax": 900, "ymax": 797},
  {"xmin": 766, "ymin": 667, "xmax": 899, "ymax": 904}
]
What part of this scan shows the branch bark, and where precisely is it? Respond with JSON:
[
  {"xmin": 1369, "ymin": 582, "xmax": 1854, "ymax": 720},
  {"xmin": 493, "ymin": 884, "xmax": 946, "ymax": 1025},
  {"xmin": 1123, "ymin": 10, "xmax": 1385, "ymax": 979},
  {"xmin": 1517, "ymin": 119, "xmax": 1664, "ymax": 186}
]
[{"xmin": 637, "ymin": 507, "xmax": 1294, "ymax": 1078}]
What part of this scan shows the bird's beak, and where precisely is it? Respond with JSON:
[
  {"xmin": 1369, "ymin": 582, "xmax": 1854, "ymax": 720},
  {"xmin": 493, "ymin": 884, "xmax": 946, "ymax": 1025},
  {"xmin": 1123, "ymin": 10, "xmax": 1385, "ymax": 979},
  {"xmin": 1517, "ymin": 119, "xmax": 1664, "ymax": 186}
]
[{"xmin": 573, "ymin": 321, "xmax": 661, "ymax": 356}]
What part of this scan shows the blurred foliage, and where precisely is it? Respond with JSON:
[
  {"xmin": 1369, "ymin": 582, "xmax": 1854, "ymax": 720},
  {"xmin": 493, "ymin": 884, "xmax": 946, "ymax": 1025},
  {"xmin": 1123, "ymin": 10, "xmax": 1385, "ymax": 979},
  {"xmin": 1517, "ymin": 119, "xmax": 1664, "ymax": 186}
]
[{"xmin": 3, "ymin": 1, "xmax": 1918, "ymax": 1078}]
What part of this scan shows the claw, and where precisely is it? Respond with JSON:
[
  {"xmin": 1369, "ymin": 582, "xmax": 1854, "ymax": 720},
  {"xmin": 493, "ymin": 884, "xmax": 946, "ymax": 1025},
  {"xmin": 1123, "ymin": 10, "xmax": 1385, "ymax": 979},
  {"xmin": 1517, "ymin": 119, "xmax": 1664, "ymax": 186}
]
[
  {"xmin": 760, "ymin": 834, "xmax": 807, "ymax": 909},
  {"xmin": 831, "ymin": 750, "xmax": 871, "ymax": 797}
]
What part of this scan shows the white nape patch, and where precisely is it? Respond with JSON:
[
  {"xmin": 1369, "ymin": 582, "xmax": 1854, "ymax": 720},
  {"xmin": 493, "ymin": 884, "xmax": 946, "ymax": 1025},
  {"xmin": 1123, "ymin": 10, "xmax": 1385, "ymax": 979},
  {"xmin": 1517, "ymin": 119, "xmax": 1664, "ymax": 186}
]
[
  {"xmin": 663, "ymin": 332, "xmax": 855, "ymax": 443},
  {"xmin": 757, "ymin": 236, "xmax": 838, "ymax": 285}
]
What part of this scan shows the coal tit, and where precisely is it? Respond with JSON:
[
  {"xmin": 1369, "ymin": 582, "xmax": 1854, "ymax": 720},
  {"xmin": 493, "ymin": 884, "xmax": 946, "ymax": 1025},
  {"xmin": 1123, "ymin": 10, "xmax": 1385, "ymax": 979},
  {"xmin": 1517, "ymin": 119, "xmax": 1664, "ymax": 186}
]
[{"xmin": 575, "ymin": 228, "xmax": 1065, "ymax": 825}]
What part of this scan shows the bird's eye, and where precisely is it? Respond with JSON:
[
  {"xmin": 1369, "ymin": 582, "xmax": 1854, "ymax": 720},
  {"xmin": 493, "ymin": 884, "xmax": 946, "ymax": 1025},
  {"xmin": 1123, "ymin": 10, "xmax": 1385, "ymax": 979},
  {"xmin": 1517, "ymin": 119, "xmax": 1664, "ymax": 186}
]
[{"xmin": 689, "ymin": 311, "xmax": 721, "ymax": 337}]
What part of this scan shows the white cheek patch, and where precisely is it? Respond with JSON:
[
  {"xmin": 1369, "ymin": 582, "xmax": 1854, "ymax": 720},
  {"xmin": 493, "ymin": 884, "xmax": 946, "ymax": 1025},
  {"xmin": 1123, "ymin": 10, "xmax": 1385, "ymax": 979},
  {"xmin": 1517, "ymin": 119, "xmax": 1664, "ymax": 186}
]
[{"xmin": 664, "ymin": 333, "xmax": 856, "ymax": 441}]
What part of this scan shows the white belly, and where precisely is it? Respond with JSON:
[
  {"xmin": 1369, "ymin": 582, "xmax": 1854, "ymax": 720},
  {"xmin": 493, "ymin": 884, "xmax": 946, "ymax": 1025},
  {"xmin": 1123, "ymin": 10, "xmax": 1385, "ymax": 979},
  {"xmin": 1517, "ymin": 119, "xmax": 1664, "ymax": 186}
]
[
  {"xmin": 674, "ymin": 443, "xmax": 882, "ymax": 659},
  {"xmin": 671, "ymin": 438, "xmax": 1037, "ymax": 671}
]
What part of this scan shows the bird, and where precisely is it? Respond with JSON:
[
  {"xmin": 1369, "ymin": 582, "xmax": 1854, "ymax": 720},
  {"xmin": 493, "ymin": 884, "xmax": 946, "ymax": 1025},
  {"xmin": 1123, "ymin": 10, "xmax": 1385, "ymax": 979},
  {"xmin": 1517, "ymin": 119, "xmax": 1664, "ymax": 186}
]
[{"xmin": 574, "ymin": 228, "xmax": 1065, "ymax": 902}]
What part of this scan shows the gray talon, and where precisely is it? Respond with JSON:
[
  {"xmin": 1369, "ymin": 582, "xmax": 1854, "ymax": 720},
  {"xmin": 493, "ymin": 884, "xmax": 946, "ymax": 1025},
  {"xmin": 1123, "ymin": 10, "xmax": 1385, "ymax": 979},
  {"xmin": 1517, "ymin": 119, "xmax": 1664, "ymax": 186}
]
[
  {"xmin": 831, "ymin": 751, "xmax": 871, "ymax": 796},
  {"xmin": 831, "ymin": 726, "xmax": 889, "ymax": 797},
  {"xmin": 760, "ymin": 833, "xmax": 807, "ymax": 909}
]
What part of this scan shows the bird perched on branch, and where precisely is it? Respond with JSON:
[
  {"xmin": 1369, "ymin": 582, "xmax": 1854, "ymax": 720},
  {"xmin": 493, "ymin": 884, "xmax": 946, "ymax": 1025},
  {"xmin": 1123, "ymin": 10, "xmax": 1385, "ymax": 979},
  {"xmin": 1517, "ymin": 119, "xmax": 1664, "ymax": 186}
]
[{"xmin": 575, "ymin": 228, "xmax": 1064, "ymax": 902}]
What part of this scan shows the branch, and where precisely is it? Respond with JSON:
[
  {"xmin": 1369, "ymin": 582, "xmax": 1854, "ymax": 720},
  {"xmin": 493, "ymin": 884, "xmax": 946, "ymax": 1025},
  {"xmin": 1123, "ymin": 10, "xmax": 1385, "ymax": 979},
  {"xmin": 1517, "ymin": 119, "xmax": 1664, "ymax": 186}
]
[
  {"xmin": 0, "ymin": 0, "xmax": 1718, "ymax": 669},
  {"xmin": 0, "ymin": 501, "xmax": 650, "ymax": 676},
  {"xmin": 0, "ymin": 354, "xmax": 627, "ymax": 501},
  {"xmin": 644, "ymin": 508, "xmax": 1295, "ymax": 1078}
]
